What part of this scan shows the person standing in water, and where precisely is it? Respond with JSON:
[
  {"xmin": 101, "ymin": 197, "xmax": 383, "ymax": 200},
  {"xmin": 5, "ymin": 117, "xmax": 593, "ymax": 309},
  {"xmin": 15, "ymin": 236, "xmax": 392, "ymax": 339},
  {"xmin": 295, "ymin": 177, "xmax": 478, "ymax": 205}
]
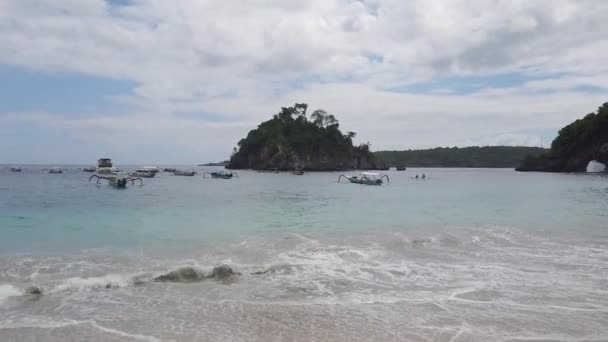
[{"xmin": 421, "ymin": 173, "xmax": 426, "ymax": 180}]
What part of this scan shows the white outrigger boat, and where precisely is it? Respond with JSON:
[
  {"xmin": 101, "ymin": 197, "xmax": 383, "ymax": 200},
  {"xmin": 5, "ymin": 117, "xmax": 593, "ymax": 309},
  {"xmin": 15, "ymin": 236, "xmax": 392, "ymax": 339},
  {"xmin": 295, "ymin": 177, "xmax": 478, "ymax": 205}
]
[
  {"xmin": 89, "ymin": 175, "xmax": 143, "ymax": 188},
  {"xmin": 129, "ymin": 166, "xmax": 159, "ymax": 178},
  {"xmin": 338, "ymin": 172, "xmax": 389, "ymax": 185},
  {"xmin": 129, "ymin": 169, "xmax": 156, "ymax": 178}
]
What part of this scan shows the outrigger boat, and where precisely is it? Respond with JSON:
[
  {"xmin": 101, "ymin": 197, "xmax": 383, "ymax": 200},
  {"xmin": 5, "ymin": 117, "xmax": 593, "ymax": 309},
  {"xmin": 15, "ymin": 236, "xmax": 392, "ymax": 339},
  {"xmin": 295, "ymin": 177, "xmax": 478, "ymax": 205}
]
[
  {"xmin": 292, "ymin": 166, "xmax": 304, "ymax": 175},
  {"xmin": 89, "ymin": 175, "xmax": 143, "ymax": 188},
  {"xmin": 203, "ymin": 171, "xmax": 238, "ymax": 179},
  {"xmin": 97, "ymin": 158, "xmax": 118, "ymax": 174},
  {"xmin": 338, "ymin": 172, "xmax": 389, "ymax": 185},
  {"xmin": 46, "ymin": 167, "xmax": 67, "ymax": 174},
  {"xmin": 129, "ymin": 168, "xmax": 156, "ymax": 178},
  {"xmin": 142, "ymin": 166, "xmax": 160, "ymax": 174},
  {"xmin": 173, "ymin": 169, "xmax": 196, "ymax": 176}
]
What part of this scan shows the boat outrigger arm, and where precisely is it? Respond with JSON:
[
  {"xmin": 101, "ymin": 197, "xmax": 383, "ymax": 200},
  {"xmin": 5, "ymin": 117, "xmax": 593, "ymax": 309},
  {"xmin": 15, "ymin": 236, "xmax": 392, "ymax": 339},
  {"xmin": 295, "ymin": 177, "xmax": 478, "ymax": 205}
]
[{"xmin": 89, "ymin": 175, "xmax": 143, "ymax": 187}]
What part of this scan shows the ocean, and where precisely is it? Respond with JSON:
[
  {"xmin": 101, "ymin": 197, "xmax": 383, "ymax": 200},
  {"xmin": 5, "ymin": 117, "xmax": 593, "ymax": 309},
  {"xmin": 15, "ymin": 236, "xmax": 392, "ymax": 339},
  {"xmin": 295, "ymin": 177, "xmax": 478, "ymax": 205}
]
[{"xmin": 0, "ymin": 167, "xmax": 607, "ymax": 341}]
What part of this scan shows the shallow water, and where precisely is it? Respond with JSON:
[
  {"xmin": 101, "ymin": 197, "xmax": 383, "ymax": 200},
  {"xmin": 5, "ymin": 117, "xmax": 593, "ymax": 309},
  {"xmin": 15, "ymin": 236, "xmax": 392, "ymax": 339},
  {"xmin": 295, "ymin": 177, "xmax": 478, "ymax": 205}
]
[{"xmin": 0, "ymin": 167, "xmax": 607, "ymax": 341}]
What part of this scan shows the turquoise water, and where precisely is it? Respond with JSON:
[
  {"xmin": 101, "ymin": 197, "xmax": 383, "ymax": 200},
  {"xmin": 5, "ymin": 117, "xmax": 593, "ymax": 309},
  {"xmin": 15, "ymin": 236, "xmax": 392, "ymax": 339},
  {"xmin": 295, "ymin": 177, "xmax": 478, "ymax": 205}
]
[{"xmin": 1, "ymin": 167, "xmax": 607, "ymax": 341}]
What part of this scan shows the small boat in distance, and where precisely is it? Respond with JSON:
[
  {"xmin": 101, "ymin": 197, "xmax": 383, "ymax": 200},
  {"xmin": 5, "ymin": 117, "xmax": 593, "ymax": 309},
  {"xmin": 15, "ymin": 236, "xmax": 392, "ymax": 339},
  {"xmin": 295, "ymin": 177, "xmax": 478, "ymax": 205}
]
[
  {"xmin": 142, "ymin": 166, "xmax": 160, "ymax": 174},
  {"xmin": 173, "ymin": 170, "xmax": 196, "ymax": 176},
  {"xmin": 97, "ymin": 158, "xmax": 118, "ymax": 174},
  {"xmin": 47, "ymin": 167, "xmax": 67, "ymax": 174},
  {"xmin": 338, "ymin": 172, "xmax": 389, "ymax": 185},
  {"xmin": 396, "ymin": 166, "xmax": 406, "ymax": 171},
  {"xmin": 163, "ymin": 167, "xmax": 177, "ymax": 173},
  {"xmin": 256, "ymin": 168, "xmax": 279, "ymax": 173},
  {"xmin": 83, "ymin": 166, "xmax": 96, "ymax": 172},
  {"xmin": 89, "ymin": 175, "xmax": 143, "ymax": 188},
  {"xmin": 10, "ymin": 167, "xmax": 23, "ymax": 172},
  {"xmin": 130, "ymin": 169, "xmax": 156, "ymax": 178},
  {"xmin": 203, "ymin": 171, "xmax": 238, "ymax": 179},
  {"xmin": 292, "ymin": 166, "xmax": 304, "ymax": 175}
]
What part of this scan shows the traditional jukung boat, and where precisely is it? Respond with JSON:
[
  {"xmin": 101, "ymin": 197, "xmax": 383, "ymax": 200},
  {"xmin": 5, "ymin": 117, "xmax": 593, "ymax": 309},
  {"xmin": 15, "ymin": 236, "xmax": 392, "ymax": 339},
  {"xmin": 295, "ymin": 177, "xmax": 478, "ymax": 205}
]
[
  {"xmin": 203, "ymin": 171, "xmax": 238, "ymax": 179},
  {"xmin": 89, "ymin": 175, "xmax": 143, "ymax": 188},
  {"xmin": 129, "ymin": 168, "xmax": 156, "ymax": 178},
  {"xmin": 173, "ymin": 170, "xmax": 196, "ymax": 176},
  {"xmin": 338, "ymin": 172, "xmax": 389, "ymax": 185},
  {"xmin": 292, "ymin": 166, "xmax": 304, "ymax": 175},
  {"xmin": 46, "ymin": 167, "xmax": 67, "ymax": 174}
]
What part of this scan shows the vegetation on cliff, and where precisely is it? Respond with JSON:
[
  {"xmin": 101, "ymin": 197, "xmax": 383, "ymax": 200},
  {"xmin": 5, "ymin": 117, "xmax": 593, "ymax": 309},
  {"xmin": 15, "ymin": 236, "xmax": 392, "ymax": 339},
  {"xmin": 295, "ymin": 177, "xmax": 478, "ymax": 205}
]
[
  {"xmin": 227, "ymin": 103, "xmax": 385, "ymax": 170},
  {"xmin": 517, "ymin": 102, "xmax": 608, "ymax": 172},
  {"xmin": 375, "ymin": 146, "xmax": 548, "ymax": 168}
]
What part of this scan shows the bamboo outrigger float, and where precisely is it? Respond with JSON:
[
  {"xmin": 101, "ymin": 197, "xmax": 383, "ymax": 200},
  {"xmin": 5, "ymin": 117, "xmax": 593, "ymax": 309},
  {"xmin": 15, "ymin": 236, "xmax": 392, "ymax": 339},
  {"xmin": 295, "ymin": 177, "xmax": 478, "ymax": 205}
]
[
  {"xmin": 203, "ymin": 171, "xmax": 238, "ymax": 179},
  {"xmin": 338, "ymin": 172, "xmax": 389, "ymax": 185},
  {"xmin": 89, "ymin": 175, "xmax": 143, "ymax": 188}
]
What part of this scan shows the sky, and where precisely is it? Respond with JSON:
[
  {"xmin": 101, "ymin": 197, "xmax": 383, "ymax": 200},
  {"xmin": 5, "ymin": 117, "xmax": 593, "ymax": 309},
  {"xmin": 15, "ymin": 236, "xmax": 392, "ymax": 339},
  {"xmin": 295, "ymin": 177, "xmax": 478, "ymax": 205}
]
[{"xmin": 1, "ymin": 0, "xmax": 607, "ymax": 164}]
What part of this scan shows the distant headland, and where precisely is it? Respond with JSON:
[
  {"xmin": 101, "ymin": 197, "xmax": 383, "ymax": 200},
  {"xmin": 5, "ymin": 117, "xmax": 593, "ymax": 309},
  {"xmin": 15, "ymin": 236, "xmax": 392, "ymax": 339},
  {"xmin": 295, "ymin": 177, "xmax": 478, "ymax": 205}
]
[
  {"xmin": 517, "ymin": 102, "xmax": 608, "ymax": 172},
  {"xmin": 227, "ymin": 103, "xmax": 386, "ymax": 171},
  {"xmin": 376, "ymin": 146, "xmax": 548, "ymax": 168},
  {"xmin": 198, "ymin": 161, "xmax": 229, "ymax": 167}
]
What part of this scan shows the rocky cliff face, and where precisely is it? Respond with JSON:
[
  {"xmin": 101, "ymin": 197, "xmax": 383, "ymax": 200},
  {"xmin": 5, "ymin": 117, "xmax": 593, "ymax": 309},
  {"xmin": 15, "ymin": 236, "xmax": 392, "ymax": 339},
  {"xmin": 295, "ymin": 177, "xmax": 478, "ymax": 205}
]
[
  {"xmin": 517, "ymin": 103, "xmax": 608, "ymax": 172},
  {"xmin": 228, "ymin": 146, "xmax": 386, "ymax": 171}
]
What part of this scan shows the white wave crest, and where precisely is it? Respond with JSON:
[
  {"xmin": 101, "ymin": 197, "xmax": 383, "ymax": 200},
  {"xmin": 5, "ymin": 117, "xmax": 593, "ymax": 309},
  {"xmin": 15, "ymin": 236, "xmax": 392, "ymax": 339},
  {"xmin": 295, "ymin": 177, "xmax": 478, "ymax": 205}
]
[
  {"xmin": 50, "ymin": 274, "xmax": 133, "ymax": 294},
  {"xmin": 0, "ymin": 284, "xmax": 22, "ymax": 303}
]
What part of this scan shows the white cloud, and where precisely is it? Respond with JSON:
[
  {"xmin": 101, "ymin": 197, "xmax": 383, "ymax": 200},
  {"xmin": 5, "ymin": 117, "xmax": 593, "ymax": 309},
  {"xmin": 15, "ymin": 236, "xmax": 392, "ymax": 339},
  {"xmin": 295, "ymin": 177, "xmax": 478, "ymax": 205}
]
[{"xmin": 0, "ymin": 0, "xmax": 607, "ymax": 162}]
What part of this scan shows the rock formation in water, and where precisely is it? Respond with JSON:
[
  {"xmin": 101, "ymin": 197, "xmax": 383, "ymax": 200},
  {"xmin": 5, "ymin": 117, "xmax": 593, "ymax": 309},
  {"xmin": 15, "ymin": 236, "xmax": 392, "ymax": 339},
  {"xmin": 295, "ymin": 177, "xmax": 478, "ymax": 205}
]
[
  {"xmin": 153, "ymin": 265, "xmax": 238, "ymax": 283},
  {"xmin": 517, "ymin": 102, "xmax": 608, "ymax": 172},
  {"xmin": 227, "ymin": 103, "xmax": 386, "ymax": 171}
]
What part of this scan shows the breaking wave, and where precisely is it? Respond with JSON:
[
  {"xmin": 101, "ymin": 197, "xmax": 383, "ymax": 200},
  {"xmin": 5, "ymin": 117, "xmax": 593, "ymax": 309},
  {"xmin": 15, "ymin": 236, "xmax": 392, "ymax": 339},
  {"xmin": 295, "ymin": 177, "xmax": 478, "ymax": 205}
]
[{"xmin": 0, "ymin": 284, "xmax": 22, "ymax": 304}]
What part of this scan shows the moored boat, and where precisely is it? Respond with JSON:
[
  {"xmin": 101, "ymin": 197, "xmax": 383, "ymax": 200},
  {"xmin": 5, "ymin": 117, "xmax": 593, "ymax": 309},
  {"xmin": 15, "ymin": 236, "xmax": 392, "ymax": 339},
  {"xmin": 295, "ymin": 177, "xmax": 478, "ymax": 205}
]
[
  {"xmin": 89, "ymin": 175, "xmax": 143, "ymax": 188},
  {"xmin": 47, "ymin": 167, "xmax": 67, "ymax": 174},
  {"xmin": 97, "ymin": 158, "xmax": 118, "ymax": 174},
  {"xmin": 203, "ymin": 171, "xmax": 238, "ymax": 179},
  {"xmin": 173, "ymin": 170, "xmax": 196, "ymax": 176},
  {"xmin": 338, "ymin": 172, "xmax": 389, "ymax": 185},
  {"xmin": 292, "ymin": 166, "xmax": 304, "ymax": 175},
  {"xmin": 129, "ymin": 169, "xmax": 156, "ymax": 178},
  {"xmin": 10, "ymin": 167, "xmax": 23, "ymax": 172}
]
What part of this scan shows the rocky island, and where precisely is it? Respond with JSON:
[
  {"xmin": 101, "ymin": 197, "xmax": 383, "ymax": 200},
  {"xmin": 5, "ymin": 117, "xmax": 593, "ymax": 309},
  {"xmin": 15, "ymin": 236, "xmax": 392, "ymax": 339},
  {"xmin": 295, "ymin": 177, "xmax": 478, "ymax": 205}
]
[
  {"xmin": 517, "ymin": 102, "xmax": 608, "ymax": 172},
  {"xmin": 227, "ymin": 103, "xmax": 386, "ymax": 171}
]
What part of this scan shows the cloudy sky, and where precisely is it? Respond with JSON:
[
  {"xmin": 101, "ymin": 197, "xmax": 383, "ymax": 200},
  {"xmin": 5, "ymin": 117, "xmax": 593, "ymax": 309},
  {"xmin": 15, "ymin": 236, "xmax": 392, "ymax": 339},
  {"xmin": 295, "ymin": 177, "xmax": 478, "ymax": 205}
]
[{"xmin": 1, "ymin": 0, "xmax": 607, "ymax": 164}]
